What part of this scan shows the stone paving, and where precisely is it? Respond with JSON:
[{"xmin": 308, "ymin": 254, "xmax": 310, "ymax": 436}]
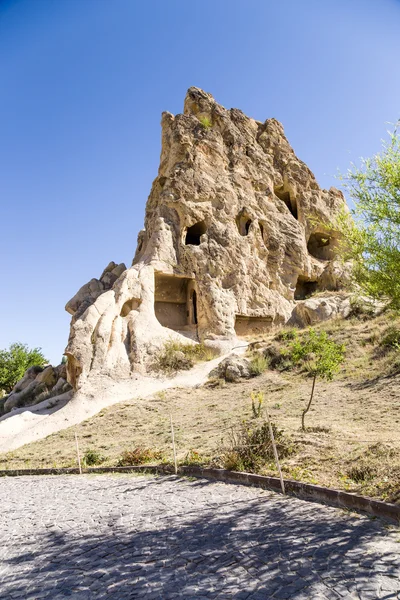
[{"xmin": 0, "ymin": 475, "xmax": 399, "ymax": 599}]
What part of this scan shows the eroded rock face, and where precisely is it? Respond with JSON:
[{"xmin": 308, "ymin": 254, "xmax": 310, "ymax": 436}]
[
  {"xmin": 65, "ymin": 88, "xmax": 347, "ymax": 389},
  {"xmin": 289, "ymin": 295, "xmax": 352, "ymax": 327},
  {"xmin": 1, "ymin": 364, "xmax": 72, "ymax": 414}
]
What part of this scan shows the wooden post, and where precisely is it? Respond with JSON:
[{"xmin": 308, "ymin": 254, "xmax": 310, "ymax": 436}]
[
  {"xmin": 170, "ymin": 414, "xmax": 178, "ymax": 475},
  {"xmin": 266, "ymin": 407, "xmax": 285, "ymax": 495},
  {"xmin": 75, "ymin": 431, "xmax": 82, "ymax": 475}
]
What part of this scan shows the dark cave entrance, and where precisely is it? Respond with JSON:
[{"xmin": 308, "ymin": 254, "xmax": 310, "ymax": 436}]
[
  {"xmin": 274, "ymin": 186, "xmax": 298, "ymax": 219},
  {"xmin": 236, "ymin": 211, "xmax": 253, "ymax": 236},
  {"xmin": 185, "ymin": 221, "xmax": 207, "ymax": 245},
  {"xmin": 307, "ymin": 233, "xmax": 334, "ymax": 261},
  {"xmin": 294, "ymin": 276, "xmax": 318, "ymax": 300}
]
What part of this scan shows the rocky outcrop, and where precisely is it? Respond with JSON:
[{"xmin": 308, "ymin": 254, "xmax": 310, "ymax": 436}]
[
  {"xmin": 1, "ymin": 364, "xmax": 72, "ymax": 414},
  {"xmin": 289, "ymin": 294, "xmax": 352, "ymax": 327},
  {"xmin": 65, "ymin": 261, "xmax": 127, "ymax": 320},
  {"xmin": 65, "ymin": 88, "xmax": 348, "ymax": 390},
  {"xmin": 209, "ymin": 355, "xmax": 252, "ymax": 382}
]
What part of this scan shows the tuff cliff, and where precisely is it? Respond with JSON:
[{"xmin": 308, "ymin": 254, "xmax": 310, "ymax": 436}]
[{"xmin": 65, "ymin": 88, "xmax": 348, "ymax": 389}]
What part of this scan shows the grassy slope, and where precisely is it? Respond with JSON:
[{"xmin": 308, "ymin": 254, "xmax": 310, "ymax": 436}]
[{"xmin": 2, "ymin": 308, "xmax": 400, "ymax": 503}]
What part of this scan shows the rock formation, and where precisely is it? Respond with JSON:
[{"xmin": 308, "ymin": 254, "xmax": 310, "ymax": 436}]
[
  {"xmin": 65, "ymin": 88, "xmax": 347, "ymax": 390},
  {"xmin": 1, "ymin": 363, "xmax": 72, "ymax": 414}
]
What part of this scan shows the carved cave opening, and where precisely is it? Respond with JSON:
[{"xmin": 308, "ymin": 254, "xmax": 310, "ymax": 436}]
[
  {"xmin": 234, "ymin": 315, "xmax": 273, "ymax": 337},
  {"xmin": 120, "ymin": 298, "xmax": 141, "ymax": 317},
  {"xmin": 294, "ymin": 276, "xmax": 318, "ymax": 300},
  {"xmin": 154, "ymin": 273, "xmax": 197, "ymax": 331},
  {"xmin": 274, "ymin": 186, "xmax": 298, "ymax": 219},
  {"xmin": 307, "ymin": 233, "xmax": 334, "ymax": 261},
  {"xmin": 236, "ymin": 212, "xmax": 252, "ymax": 236},
  {"xmin": 185, "ymin": 221, "xmax": 207, "ymax": 245}
]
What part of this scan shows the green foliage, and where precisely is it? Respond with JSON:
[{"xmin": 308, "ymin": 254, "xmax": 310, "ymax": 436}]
[
  {"xmin": 83, "ymin": 449, "xmax": 105, "ymax": 466},
  {"xmin": 117, "ymin": 447, "xmax": 163, "ymax": 466},
  {"xmin": 198, "ymin": 115, "xmax": 212, "ymax": 129},
  {"xmin": 0, "ymin": 342, "xmax": 48, "ymax": 394},
  {"xmin": 289, "ymin": 328, "xmax": 346, "ymax": 380},
  {"xmin": 336, "ymin": 123, "xmax": 400, "ymax": 309},
  {"xmin": 287, "ymin": 328, "xmax": 345, "ymax": 430},
  {"xmin": 153, "ymin": 340, "xmax": 216, "ymax": 374},
  {"xmin": 249, "ymin": 354, "xmax": 268, "ymax": 376},
  {"xmin": 380, "ymin": 326, "xmax": 400, "ymax": 350},
  {"xmin": 274, "ymin": 328, "xmax": 298, "ymax": 342}
]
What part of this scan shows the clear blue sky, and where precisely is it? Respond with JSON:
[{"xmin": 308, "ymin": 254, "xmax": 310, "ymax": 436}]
[{"xmin": 1, "ymin": 0, "xmax": 400, "ymax": 364}]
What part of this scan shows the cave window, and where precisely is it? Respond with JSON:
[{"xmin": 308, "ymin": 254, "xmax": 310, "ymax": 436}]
[
  {"xmin": 185, "ymin": 221, "xmax": 207, "ymax": 245},
  {"xmin": 294, "ymin": 276, "xmax": 318, "ymax": 300},
  {"xmin": 307, "ymin": 233, "xmax": 334, "ymax": 261},
  {"xmin": 236, "ymin": 211, "xmax": 252, "ymax": 236},
  {"xmin": 120, "ymin": 298, "xmax": 141, "ymax": 317},
  {"xmin": 274, "ymin": 186, "xmax": 298, "ymax": 219}
]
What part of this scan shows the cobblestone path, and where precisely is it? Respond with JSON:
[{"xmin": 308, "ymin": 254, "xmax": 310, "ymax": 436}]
[{"xmin": 0, "ymin": 475, "xmax": 399, "ymax": 599}]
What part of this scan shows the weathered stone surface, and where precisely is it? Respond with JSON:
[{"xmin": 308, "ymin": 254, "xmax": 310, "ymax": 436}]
[
  {"xmin": 289, "ymin": 294, "xmax": 352, "ymax": 327},
  {"xmin": 65, "ymin": 261, "xmax": 127, "ymax": 319},
  {"xmin": 2, "ymin": 364, "xmax": 72, "ymax": 414},
  {"xmin": 210, "ymin": 355, "xmax": 252, "ymax": 382},
  {"xmin": 65, "ymin": 88, "xmax": 347, "ymax": 390},
  {"xmin": 35, "ymin": 365, "xmax": 57, "ymax": 387}
]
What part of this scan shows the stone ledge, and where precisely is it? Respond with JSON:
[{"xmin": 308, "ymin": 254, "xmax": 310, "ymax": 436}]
[
  {"xmin": 0, "ymin": 464, "xmax": 398, "ymax": 524},
  {"xmin": 179, "ymin": 466, "xmax": 400, "ymax": 524}
]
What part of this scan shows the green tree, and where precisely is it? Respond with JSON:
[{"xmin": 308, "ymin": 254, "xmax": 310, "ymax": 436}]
[
  {"xmin": 336, "ymin": 123, "xmax": 400, "ymax": 308},
  {"xmin": 289, "ymin": 329, "xmax": 345, "ymax": 430},
  {"xmin": 0, "ymin": 343, "xmax": 48, "ymax": 394}
]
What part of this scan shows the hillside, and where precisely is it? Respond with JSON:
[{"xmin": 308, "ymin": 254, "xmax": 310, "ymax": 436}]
[{"xmin": 3, "ymin": 305, "xmax": 400, "ymax": 504}]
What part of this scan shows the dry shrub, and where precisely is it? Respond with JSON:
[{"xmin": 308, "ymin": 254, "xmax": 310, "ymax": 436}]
[
  {"xmin": 347, "ymin": 464, "xmax": 376, "ymax": 483},
  {"xmin": 249, "ymin": 354, "xmax": 268, "ymax": 376},
  {"xmin": 153, "ymin": 340, "xmax": 217, "ymax": 374},
  {"xmin": 182, "ymin": 449, "xmax": 206, "ymax": 466},
  {"xmin": 117, "ymin": 447, "xmax": 163, "ymax": 466},
  {"xmin": 221, "ymin": 419, "xmax": 294, "ymax": 473},
  {"xmin": 347, "ymin": 297, "xmax": 378, "ymax": 320},
  {"xmin": 263, "ymin": 343, "xmax": 294, "ymax": 371}
]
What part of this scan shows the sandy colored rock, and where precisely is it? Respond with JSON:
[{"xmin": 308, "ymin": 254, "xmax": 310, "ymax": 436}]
[
  {"xmin": 65, "ymin": 261, "xmax": 127, "ymax": 319},
  {"xmin": 35, "ymin": 366, "xmax": 57, "ymax": 387},
  {"xmin": 65, "ymin": 88, "xmax": 348, "ymax": 391},
  {"xmin": 210, "ymin": 355, "xmax": 252, "ymax": 382},
  {"xmin": 1, "ymin": 364, "xmax": 72, "ymax": 415},
  {"xmin": 289, "ymin": 295, "xmax": 352, "ymax": 327}
]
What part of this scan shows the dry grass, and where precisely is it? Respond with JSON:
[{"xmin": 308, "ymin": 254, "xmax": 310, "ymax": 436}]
[
  {"xmin": 2, "ymin": 310, "xmax": 400, "ymax": 503},
  {"xmin": 151, "ymin": 340, "xmax": 217, "ymax": 374}
]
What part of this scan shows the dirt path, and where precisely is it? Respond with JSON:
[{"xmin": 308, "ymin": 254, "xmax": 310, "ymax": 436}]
[{"xmin": 0, "ymin": 350, "xmax": 243, "ymax": 453}]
